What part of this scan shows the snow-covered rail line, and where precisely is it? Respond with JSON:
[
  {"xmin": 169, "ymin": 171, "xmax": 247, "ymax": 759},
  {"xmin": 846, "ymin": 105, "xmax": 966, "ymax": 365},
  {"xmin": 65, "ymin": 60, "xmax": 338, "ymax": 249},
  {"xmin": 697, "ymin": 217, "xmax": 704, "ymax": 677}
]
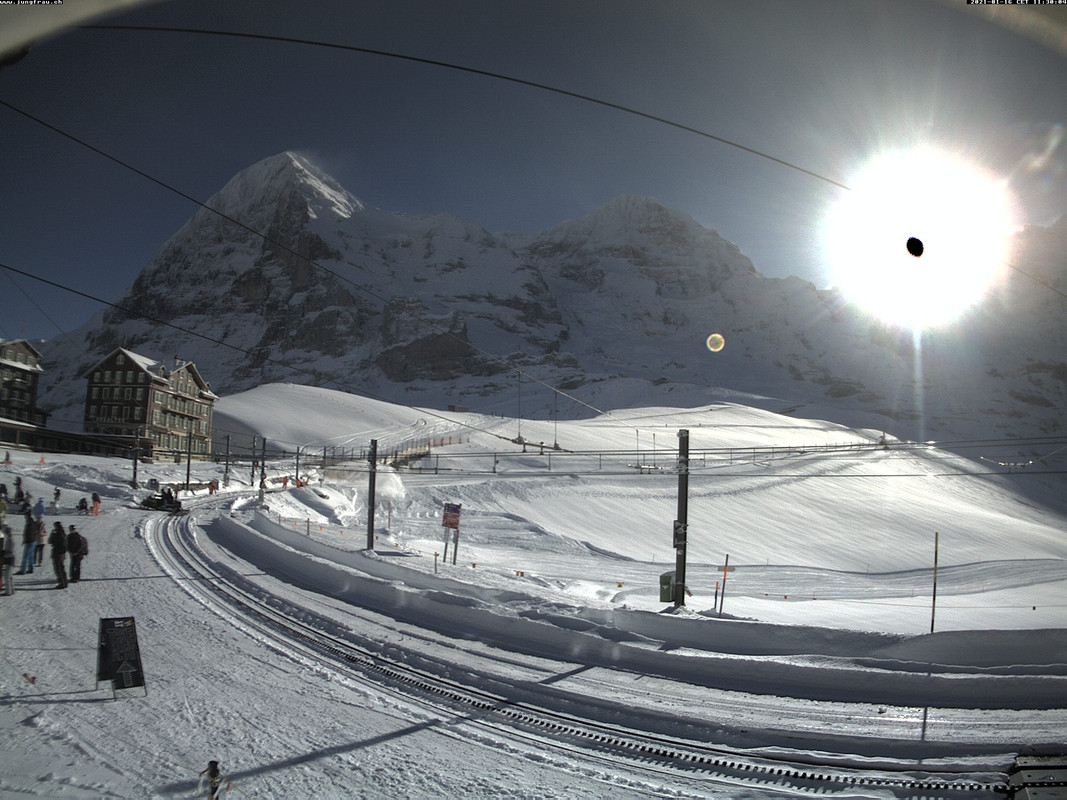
[{"xmin": 144, "ymin": 510, "xmax": 1009, "ymax": 798}]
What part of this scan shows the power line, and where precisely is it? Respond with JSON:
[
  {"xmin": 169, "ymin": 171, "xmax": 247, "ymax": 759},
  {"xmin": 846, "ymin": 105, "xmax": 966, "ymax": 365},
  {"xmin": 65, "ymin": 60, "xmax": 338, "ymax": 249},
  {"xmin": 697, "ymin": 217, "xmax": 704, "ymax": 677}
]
[
  {"xmin": 0, "ymin": 259, "xmax": 522, "ymax": 447},
  {"xmin": 0, "ymin": 98, "xmax": 669, "ymax": 440},
  {"xmin": 0, "ymin": 268, "xmax": 82, "ymax": 349},
  {"xmin": 3, "ymin": 26, "xmax": 1061, "ymax": 448},
  {"xmin": 80, "ymin": 23, "xmax": 852, "ymax": 192}
]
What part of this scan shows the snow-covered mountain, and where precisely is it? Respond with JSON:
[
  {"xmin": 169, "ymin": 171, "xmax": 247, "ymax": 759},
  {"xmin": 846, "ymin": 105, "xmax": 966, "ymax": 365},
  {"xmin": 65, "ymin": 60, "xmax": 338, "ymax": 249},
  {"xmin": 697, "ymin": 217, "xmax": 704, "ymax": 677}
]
[{"xmin": 39, "ymin": 151, "xmax": 1067, "ymax": 445}]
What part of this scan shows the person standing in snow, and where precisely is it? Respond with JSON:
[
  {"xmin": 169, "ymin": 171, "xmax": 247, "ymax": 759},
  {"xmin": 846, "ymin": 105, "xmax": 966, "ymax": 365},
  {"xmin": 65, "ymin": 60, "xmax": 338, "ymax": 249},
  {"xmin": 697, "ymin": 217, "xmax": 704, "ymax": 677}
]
[
  {"xmin": 66, "ymin": 525, "xmax": 86, "ymax": 583},
  {"xmin": 48, "ymin": 520, "xmax": 68, "ymax": 589},
  {"xmin": 198, "ymin": 760, "xmax": 231, "ymax": 798},
  {"xmin": 0, "ymin": 494, "xmax": 7, "ymax": 527},
  {"xmin": 52, "ymin": 487, "xmax": 61, "ymax": 513},
  {"xmin": 32, "ymin": 495, "xmax": 45, "ymax": 522},
  {"xmin": 34, "ymin": 515, "xmax": 46, "ymax": 567},
  {"xmin": 1, "ymin": 525, "xmax": 14, "ymax": 594},
  {"xmin": 91, "ymin": 492, "xmax": 101, "ymax": 516},
  {"xmin": 16, "ymin": 510, "xmax": 36, "ymax": 574}
]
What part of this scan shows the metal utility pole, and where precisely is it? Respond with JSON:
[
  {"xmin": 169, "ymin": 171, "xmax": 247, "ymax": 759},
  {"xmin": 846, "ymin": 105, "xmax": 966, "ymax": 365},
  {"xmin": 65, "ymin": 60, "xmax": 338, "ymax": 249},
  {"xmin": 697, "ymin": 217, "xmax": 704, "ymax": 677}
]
[
  {"xmin": 223, "ymin": 435, "xmax": 230, "ymax": 487},
  {"xmin": 295, "ymin": 446, "xmax": 301, "ymax": 483},
  {"xmin": 131, "ymin": 441, "xmax": 139, "ymax": 489},
  {"xmin": 185, "ymin": 432, "xmax": 193, "ymax": 493},
  {"xmin": 366, "ymin": 439, "xmax": 377, "ymax": 550},
  {"xmin": 673, "ymin": 429, "xmax": 690, "ymax": 607},
  {"xmin": 930, "ymin": 531, "xmax": 940, "ymax": 633},
  {"xmin": 259, "ymin": 438, "xmax": 267, "ymax": 486},
  {"xmin": 553, "ymin": 390, "xmax": 559, "ymax": 450},
  {"xmin": 250, "ymin": 436, "xmax": 258, "ymax": 487},
  {"xmin": 258, "ymin": 438, "xmax": 267, "ymax": 503},
  {"xmin": 516, "ymin": 370, "xmax": 522, "ymax": 442}
]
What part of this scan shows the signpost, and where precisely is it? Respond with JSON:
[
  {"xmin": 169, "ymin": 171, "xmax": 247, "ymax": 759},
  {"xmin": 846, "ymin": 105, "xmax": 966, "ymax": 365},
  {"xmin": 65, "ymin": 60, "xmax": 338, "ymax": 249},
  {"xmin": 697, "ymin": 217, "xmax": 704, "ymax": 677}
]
[
  {"xmin": 443, "ymin": 502, "xmax": 461, "ymax": 565},
  {"xmin": 96, "ymin": 617, "xmax": 146, "ymax": 698}
]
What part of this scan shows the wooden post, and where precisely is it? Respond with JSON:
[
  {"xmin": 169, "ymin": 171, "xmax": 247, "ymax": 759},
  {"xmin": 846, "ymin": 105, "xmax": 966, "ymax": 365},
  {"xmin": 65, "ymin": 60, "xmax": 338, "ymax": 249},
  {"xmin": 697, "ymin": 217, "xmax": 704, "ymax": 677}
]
[{"xmin": 718, "ymin": 554, "xmax": 730, "ymax": 616}]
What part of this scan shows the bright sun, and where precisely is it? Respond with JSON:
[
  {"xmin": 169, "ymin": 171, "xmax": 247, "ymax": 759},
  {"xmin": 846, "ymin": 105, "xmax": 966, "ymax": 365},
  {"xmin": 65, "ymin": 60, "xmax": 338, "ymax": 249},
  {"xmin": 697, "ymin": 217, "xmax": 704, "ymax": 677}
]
[{"xmin": 822, "ymin": 147, "xmax": 1019, "ymax": 330}]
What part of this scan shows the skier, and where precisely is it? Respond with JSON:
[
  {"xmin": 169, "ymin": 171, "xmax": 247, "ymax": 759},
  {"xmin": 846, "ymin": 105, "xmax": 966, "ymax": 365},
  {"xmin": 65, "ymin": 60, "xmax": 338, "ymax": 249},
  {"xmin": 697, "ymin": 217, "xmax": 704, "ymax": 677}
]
[{"xmin": 198, "ymin": 760, "xmax": 231, "ymax": 799}]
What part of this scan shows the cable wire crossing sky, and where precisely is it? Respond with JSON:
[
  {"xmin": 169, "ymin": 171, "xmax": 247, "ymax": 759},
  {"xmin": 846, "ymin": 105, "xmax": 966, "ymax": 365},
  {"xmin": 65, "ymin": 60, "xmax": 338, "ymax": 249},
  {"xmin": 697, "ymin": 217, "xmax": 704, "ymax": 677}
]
[{"xmin": 0, "ymin": 0, "xmax": 1064, "ymax": 340}]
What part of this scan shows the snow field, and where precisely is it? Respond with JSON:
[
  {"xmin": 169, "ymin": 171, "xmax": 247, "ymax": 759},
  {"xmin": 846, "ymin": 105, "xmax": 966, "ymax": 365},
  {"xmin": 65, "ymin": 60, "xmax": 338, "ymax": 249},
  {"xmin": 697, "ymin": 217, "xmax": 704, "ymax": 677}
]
[{"xmin": 1, "ymin": 386, "xmax": 1065, "ymax": 798}]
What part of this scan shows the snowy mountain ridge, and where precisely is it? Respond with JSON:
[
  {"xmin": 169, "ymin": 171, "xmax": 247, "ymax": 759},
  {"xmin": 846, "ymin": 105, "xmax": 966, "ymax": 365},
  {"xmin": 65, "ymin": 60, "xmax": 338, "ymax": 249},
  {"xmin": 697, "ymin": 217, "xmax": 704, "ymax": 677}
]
[{"xmin": 37, "ymin": 151, "xmax": 1067, "ymax": 446}]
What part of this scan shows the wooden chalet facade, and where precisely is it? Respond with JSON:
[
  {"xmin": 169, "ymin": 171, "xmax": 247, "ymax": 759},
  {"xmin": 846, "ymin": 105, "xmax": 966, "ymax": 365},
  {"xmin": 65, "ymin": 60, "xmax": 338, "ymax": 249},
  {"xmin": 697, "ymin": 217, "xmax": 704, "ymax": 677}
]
[
  {"xmin": 0, "ymin": 339, "xmax": 49, "ymax": 427},
  {"xmin": 82, "ymin": 348, "xmax": 217, "ymax": 460}
]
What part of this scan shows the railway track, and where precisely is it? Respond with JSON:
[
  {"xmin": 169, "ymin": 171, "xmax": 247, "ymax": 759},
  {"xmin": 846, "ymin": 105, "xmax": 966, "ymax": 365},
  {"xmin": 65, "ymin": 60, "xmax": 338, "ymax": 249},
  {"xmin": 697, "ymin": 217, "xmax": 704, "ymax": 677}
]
[{"xmin": 145, "ymin": 507, "xmax": 1010, "ymax": 798}]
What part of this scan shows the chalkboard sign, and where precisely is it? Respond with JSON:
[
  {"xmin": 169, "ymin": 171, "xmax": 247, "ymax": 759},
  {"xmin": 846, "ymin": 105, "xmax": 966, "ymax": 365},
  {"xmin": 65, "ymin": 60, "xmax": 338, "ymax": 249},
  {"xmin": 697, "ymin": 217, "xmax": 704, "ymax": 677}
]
[
  {"xmin": 97, "ymin": 617, "xmax": 145, "ymax": 691},
  {"xmin": 442, "ymin": 502, "xmax": 461, "ymax": 529}
]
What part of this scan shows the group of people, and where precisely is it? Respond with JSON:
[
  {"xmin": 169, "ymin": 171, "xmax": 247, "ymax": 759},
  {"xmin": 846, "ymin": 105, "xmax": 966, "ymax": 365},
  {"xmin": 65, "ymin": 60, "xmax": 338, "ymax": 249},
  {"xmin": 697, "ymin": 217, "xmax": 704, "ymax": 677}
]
[
  {"xmin": 40, "ymin": 521, "xmax": 87, "ymax": 589},
  {"xmin": 0, "ymin": 478, "xmax": 89, "ymax": 592}
]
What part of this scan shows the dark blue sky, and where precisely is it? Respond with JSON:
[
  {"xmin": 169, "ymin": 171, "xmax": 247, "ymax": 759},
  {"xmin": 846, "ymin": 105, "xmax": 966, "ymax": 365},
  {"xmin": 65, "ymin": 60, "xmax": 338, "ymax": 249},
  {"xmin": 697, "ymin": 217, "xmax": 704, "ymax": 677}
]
[{"xmin": 1, "ymin": 0, "xmax": 1064, "ymax": 341}]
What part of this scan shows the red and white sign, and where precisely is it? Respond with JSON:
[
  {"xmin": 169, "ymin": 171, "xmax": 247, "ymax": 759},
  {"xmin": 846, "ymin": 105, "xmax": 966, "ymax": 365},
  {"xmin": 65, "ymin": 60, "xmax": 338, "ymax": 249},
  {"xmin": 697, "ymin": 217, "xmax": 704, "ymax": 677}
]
[{"xmin": 442, "ymin": 502, "xmax": 461, "ymax": 529}]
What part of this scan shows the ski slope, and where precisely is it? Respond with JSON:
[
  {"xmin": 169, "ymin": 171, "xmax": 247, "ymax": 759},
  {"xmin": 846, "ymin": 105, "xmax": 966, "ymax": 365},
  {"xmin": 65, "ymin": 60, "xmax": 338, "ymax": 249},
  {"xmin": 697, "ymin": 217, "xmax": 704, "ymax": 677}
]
[{"xmin": 1, "ymin": 385, "xmax": 1065, "ymax": 798}]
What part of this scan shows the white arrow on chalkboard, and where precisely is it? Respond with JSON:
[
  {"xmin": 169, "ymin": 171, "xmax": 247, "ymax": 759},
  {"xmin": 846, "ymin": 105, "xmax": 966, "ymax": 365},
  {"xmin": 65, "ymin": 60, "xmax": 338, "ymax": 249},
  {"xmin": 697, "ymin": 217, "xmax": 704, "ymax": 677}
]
[{"xmin": 116, "ymin": 661, "xmax": 139, "ymax": 688}]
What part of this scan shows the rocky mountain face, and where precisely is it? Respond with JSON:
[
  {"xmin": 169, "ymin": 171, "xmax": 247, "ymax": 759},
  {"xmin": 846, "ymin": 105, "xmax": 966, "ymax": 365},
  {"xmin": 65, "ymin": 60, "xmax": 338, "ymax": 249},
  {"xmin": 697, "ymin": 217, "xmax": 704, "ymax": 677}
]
[{"xmin": 40, "ymin": 152, "xmax": 1066, "ymax": 447}]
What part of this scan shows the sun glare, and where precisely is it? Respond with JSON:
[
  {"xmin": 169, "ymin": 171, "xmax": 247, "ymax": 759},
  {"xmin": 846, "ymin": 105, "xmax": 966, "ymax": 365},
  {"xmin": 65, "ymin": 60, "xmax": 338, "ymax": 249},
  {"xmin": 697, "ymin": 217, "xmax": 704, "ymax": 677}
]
[{"xmin": 822, "ymin": 147, "xmax": 1018, "ymax": 330}]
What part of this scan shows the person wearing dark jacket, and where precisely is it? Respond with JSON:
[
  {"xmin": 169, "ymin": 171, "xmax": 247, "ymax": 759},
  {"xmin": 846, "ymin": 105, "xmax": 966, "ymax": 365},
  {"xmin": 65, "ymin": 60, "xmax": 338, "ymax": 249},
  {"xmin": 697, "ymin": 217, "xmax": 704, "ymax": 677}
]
[
  {"xmin": 67, "ymin": 525, "xmax": 86, "ymax": 582},
  {"xmin": 48, "ymin": 521, "xmax": 68, "ymax": 589},
  {"xmin": 15, "ymin": 511, "xmax": 36, "ymax": 574},
  {"xmin": 1, "ymin": 524, "xmax": 14, "ymax": 594}
]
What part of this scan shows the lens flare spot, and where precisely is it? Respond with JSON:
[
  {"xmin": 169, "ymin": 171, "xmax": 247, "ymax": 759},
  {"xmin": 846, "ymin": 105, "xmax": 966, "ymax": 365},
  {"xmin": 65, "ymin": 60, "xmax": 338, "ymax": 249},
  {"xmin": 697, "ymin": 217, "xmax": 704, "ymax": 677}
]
[
  {"xmin": 821, "ymin": 146, "xmax": 1018, "ymax": 329},
  {"xmin": 706, "ymin": 333, "xmax": 725, "ymax": 352}
]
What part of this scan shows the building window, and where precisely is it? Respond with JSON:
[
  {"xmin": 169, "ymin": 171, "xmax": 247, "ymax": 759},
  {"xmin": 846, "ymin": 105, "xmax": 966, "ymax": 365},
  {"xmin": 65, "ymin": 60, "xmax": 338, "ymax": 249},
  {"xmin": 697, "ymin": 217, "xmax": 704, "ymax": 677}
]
[{"xmin": 116, "ymin": 353, "xmax": 125, "ymax": 365}]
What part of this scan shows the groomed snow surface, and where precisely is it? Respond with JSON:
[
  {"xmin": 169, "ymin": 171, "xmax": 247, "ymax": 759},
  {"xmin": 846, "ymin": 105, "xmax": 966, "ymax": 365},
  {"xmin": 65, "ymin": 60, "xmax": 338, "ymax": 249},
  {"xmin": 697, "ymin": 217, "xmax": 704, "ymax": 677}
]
[{"xmin": 2, "ymin": 384, "xmax": 1065, "ymax": 798}]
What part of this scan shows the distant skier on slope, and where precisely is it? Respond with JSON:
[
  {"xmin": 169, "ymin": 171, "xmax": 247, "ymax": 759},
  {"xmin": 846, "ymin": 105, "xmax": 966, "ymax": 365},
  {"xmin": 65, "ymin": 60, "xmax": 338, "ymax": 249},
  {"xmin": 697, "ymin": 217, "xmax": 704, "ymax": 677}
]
[{"xmin": 198, "ymin": 760, "xmax": 231, "ymax": 799}]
